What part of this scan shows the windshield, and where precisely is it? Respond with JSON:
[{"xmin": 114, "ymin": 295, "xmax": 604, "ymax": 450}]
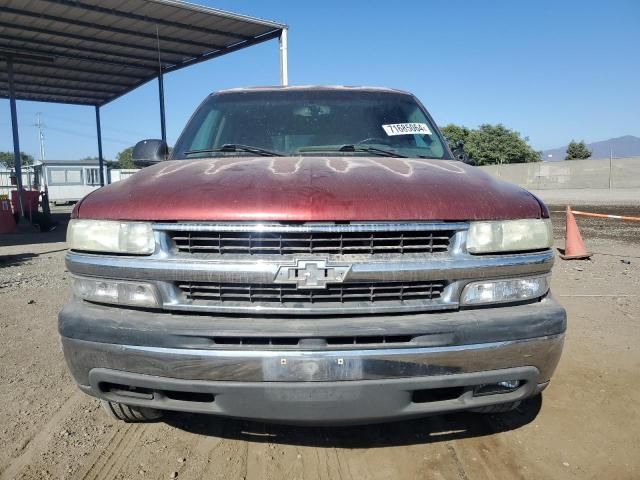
[{"xmin": 172, "ymin": 90, "xmax": 451, "ymax": 160}]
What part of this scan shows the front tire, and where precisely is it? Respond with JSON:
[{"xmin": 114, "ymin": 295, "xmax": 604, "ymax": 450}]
[{"xmin": 101, "ymin": 400, "xmax": 163, "ymax": 422}]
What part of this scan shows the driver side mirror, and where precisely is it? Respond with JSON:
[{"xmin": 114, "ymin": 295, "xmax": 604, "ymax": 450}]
[
  {"xmin": 132, "ymin": 139, "xmax": 169, "ymax": 167},
  {"xmin": 450, "ymin": 140, "xmax": 474, "ymax": 165}
]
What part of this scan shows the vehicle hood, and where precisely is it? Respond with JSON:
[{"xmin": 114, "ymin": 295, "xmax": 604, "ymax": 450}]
[{"xmin": 75, "ymin": 156, "xmax": 545, "ymax": 221}]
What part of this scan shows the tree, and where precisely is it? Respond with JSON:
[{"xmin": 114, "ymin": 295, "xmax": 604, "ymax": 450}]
[
  {"xmin": 565, "ymin": 140, "xmax": 591, "ymax": 160},
  {"xmin": 439, "ymin": 124, "xmax": 540, "ymax": 165},
  {"xmin": 0, "ymin": 151, "xmax": 35, "ymax": 170},
  {"xmin": 114, "ymin": 146, "xmax": 135, "ymax": 169},
  {"xmin": 440, "ymin": 124, "xmax": 471, "ymax": 148},
  {"xmin": 467, "ymin": 124, "xmax": 541, "ymax": 165}
]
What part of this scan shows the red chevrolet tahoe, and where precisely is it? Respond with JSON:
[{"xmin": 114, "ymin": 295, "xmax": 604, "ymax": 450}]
[{"xmin": 60, "ymin": 86, "xmax": 565, "ymax": 425}]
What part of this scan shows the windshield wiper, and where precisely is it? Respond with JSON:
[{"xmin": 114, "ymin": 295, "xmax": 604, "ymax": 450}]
[
  {"xmin": 185, "ymin": 144, "xmax": 284, "ymax": 157},
  {"xmin": 299, "ymin": 145, "xmax": 407, "ymax": 158},
  {"xmin": 339, "ymin": 145, "xmax": 408, "ymax": 158}
]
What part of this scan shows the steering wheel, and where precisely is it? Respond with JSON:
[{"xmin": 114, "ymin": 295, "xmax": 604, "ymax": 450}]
[{"xmin": 356, "ymin": 137, "xmax": 393, "ymax": 146}]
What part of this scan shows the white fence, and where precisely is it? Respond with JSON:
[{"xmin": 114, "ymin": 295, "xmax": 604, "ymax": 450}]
[
  {"xmin": 109, "ymin": 169, "xmax": 138, "ymax": 182},
  {"xmin": 0, "ymin": 169, "xmax": 38, "ymax": 195}
]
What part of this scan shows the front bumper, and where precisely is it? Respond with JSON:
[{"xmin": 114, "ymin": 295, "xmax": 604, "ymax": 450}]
[{"xmin": 59, "ymin": 298, "xmax": 565, "ymax": 424}]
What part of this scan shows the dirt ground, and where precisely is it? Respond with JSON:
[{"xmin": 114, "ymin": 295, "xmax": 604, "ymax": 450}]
[{"xmin": 1, "ymin": 204, "xmax": 639, "ymax": 480}]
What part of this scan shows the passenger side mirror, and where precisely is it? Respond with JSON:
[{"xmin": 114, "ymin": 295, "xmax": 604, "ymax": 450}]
[
  {"xmin": 132, "ymin": 139, "xmax": 169, "ymax": 167},
  {"xmin": 451, "ymin": 140, "xmax": 474, "ymax": 165}
]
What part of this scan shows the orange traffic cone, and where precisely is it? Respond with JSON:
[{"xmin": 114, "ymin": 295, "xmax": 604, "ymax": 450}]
[{"xmin": 559, "ymin": 206, "xmax": 592, "ymax": 260}]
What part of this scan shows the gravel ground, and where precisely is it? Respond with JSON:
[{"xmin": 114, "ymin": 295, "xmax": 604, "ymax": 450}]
[{"xmin": 0, "ymin": 204, "xmax": 639, "ymax": 480}]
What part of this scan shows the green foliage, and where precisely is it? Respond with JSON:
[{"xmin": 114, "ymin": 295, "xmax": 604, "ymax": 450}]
[
  {"xmin": 467, "ymin": 124, "xmax": 541, "ymax": 165},
  {"xmin": 114, "ymin": 146, "xmax": 135, "ymax": 169},
  {"xmin": 440, "ymin": 124, "xmax": 541, "ymax": 165},
  {"xmin": 440, "ymin": 124, "xmax": 471, "ymax": 148},
  {"xmin": 565, "ymin": 140, "xmax": 592, "ymax": 160},
  {"xmin": 0, "ymin": 151, "xmax": 35, "ymax": 170}
]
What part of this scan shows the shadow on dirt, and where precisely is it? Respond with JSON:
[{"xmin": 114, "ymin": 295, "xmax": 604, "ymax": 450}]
[
  {"xmin": 0, "ymin": 247, "xmax": 68, "ymax": 269},
  {"xmin": 163, "ymin": 394, "xmax": 542, "ymax": 448},
  {"xmin": 0, "ymin": 211, "xmax": 69, "ymax": 247},
  {"xmin": 0, "ymin": 252, "xmax": 40, "ymax": 268}
]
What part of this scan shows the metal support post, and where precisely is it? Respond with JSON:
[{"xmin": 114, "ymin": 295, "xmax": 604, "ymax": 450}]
[
  {"xmin": 95, "ymin": 105, "xmax": 105, "ymax": 186},
  {"xmin": 279, "ymin": 28, "xmax": 288, "ymax": 86},
  {"xmin": 7, "ymin": 56, "xmax": 25, "ymax": 219},
  {"xmin": 158, "ymin": 73, "xmax": 167, "ymax": 142}
]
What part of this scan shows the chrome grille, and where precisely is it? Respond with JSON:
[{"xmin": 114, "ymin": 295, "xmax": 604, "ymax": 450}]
[
  {"xmin": 152, "ymin": 223, "xmax": 467, "ymax": 314},
  {"xmin": 177, "ymin": 281, "xmax": 446, "ymax": 305},
  {"xmin": 170, "ymin": 230, "xmax": 454, "ymax": 255}
]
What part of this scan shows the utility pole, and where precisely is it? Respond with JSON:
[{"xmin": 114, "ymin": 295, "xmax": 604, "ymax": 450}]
[
  {"xmin": 609, "ymin": 146, "xmax": 613, "ymax": 189},
  {"xmin": 34, "ymin": 112, "xmax": 47, "ymax": 193},
  {"xmin": 34, "ymin": 113, "xmax": 46, "ymax": 163}
]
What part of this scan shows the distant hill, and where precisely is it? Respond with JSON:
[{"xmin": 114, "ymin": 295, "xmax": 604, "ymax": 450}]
[{"xmin": 542, "ymin": 135, "xmax": 640, "ymax": 161}]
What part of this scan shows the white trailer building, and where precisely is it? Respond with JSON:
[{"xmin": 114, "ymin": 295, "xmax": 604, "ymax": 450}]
[
  {"xmin": 36, "ymin": 160, "xmax": 109, "ymax": 204},
  {"xmin": 1, "ymin": 162, "xmax": 139, "ymax": 205}
]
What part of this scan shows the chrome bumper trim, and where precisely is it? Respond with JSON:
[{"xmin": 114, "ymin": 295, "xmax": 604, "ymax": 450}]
[
  {"xmin": 62, "ymin": 333, "xmax": 564, "ymax": 385},
  {"xmin": 65, "ymin": 249, "xmax": 555, "ymax": 284}
]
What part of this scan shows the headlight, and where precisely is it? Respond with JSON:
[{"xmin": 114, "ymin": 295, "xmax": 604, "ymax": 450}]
[
  {"xmin": 67, "ymin": 219, "xmax": 154, "ymax": 254},
  {"xmin": 460, "ymin": 275, "xmax": 550, "ymax": 306},
  {"xmin": 467, "ymin": 219, "xmax": 552, "ymax": 254},
  {"xmin": 73, "ymin": 276, "xmax": 160, "ymax": 307}
]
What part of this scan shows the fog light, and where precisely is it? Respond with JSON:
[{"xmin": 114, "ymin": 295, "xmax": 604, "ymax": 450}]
[
  {"xmin": 460, "ymin": 275, "xmax": 549, "ymax": 306},
  {"xmin": 73, "ymin": 277, "xmax": 160, "ymax": 307},
  {"xmin": 474, "ymin": 380, "xmax": 521, "ymax": 396}
]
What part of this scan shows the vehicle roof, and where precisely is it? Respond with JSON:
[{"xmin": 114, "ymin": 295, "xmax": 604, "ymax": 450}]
[{"xmin": 213, "ymin": 85, "xmax": 413, "ymax": 96}]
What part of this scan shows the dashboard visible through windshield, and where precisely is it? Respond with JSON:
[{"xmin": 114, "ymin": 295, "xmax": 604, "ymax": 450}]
[{"xmin": 171, "ymin": 89, "xmax": 451, "ymax": 160}]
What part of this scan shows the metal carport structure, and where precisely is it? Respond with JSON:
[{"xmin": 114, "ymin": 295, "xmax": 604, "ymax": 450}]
[{"xmin": 0, "ymin": 0, "xmax": 287, "ymax": 220}]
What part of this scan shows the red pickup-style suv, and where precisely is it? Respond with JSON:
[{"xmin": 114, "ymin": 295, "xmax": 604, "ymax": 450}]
[{"xmin": 60, "ymin": 86, "xmax": 565, "ymax": 425}]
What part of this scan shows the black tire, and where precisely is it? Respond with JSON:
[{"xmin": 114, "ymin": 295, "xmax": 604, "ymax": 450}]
[
  {"xmin": 471, "ymin": 401, "xmax": 521, "ymax": 414},
  {"xmin": 101, "ymin": 400, "xmax": 163, "ymax": 422}
]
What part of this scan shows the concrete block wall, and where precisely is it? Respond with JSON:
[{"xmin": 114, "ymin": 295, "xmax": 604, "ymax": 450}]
[{"xmin": 478, "ymin": 157, "xmax": 640, "ymax": 190}]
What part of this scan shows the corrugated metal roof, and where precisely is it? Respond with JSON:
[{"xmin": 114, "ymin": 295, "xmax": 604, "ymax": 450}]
[{"xmin": 0, "ymin": 0, "xmax": 286, "ymax": 106}]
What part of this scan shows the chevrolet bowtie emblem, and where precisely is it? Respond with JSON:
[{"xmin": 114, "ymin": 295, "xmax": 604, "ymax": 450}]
[{"xmin": 274, "ymin": 259, "xmax": 352, "ymax": 289}]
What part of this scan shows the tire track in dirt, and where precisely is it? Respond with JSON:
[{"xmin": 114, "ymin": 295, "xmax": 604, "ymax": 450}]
[
  {"xmin": 175, "ymin": 419, "xmax": 247, "ymax": 480},
  {"xmin": 333, "ymin": 447, "xmax": 354, "ymax": 480},
  {"xmin": 182, "ymin": 420, "xmax": 229, "ymax": 479},
  {"xmin": 293, "ymin": 444, "xmax": 336, "ymax": 480},
  {"xmin": 0, "ymin": 391, "xmax": 85, "ymax": 480},
  {"xmin": 243, "ymin": 425, "xmax": 306, "ymax": 480},
  {"xmin": 244, "ymin": 436, "xmax": 266, "ymax": 480},
  {"xmin": 76, "ymin": 422, "xmax": 144, "ymax": 480},
  {"xmin": 446, "ymin": 444, "xmax": 471, "ymax": 480}
]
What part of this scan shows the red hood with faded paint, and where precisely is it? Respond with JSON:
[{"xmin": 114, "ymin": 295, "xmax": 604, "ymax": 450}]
[{"xmin": 74, "ymin": 156, "xmax": 545, "ymax": 221}]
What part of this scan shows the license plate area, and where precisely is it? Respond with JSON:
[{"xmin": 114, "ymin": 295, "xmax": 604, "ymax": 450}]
[{"xmin": 262, "ymin": 355, "xmax": 363, "ymax": 381}]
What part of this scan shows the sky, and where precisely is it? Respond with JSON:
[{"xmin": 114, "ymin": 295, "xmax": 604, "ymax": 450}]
[{"xmin": 1, "ymin": 0, "xmax": 639, "ymax": 161}]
